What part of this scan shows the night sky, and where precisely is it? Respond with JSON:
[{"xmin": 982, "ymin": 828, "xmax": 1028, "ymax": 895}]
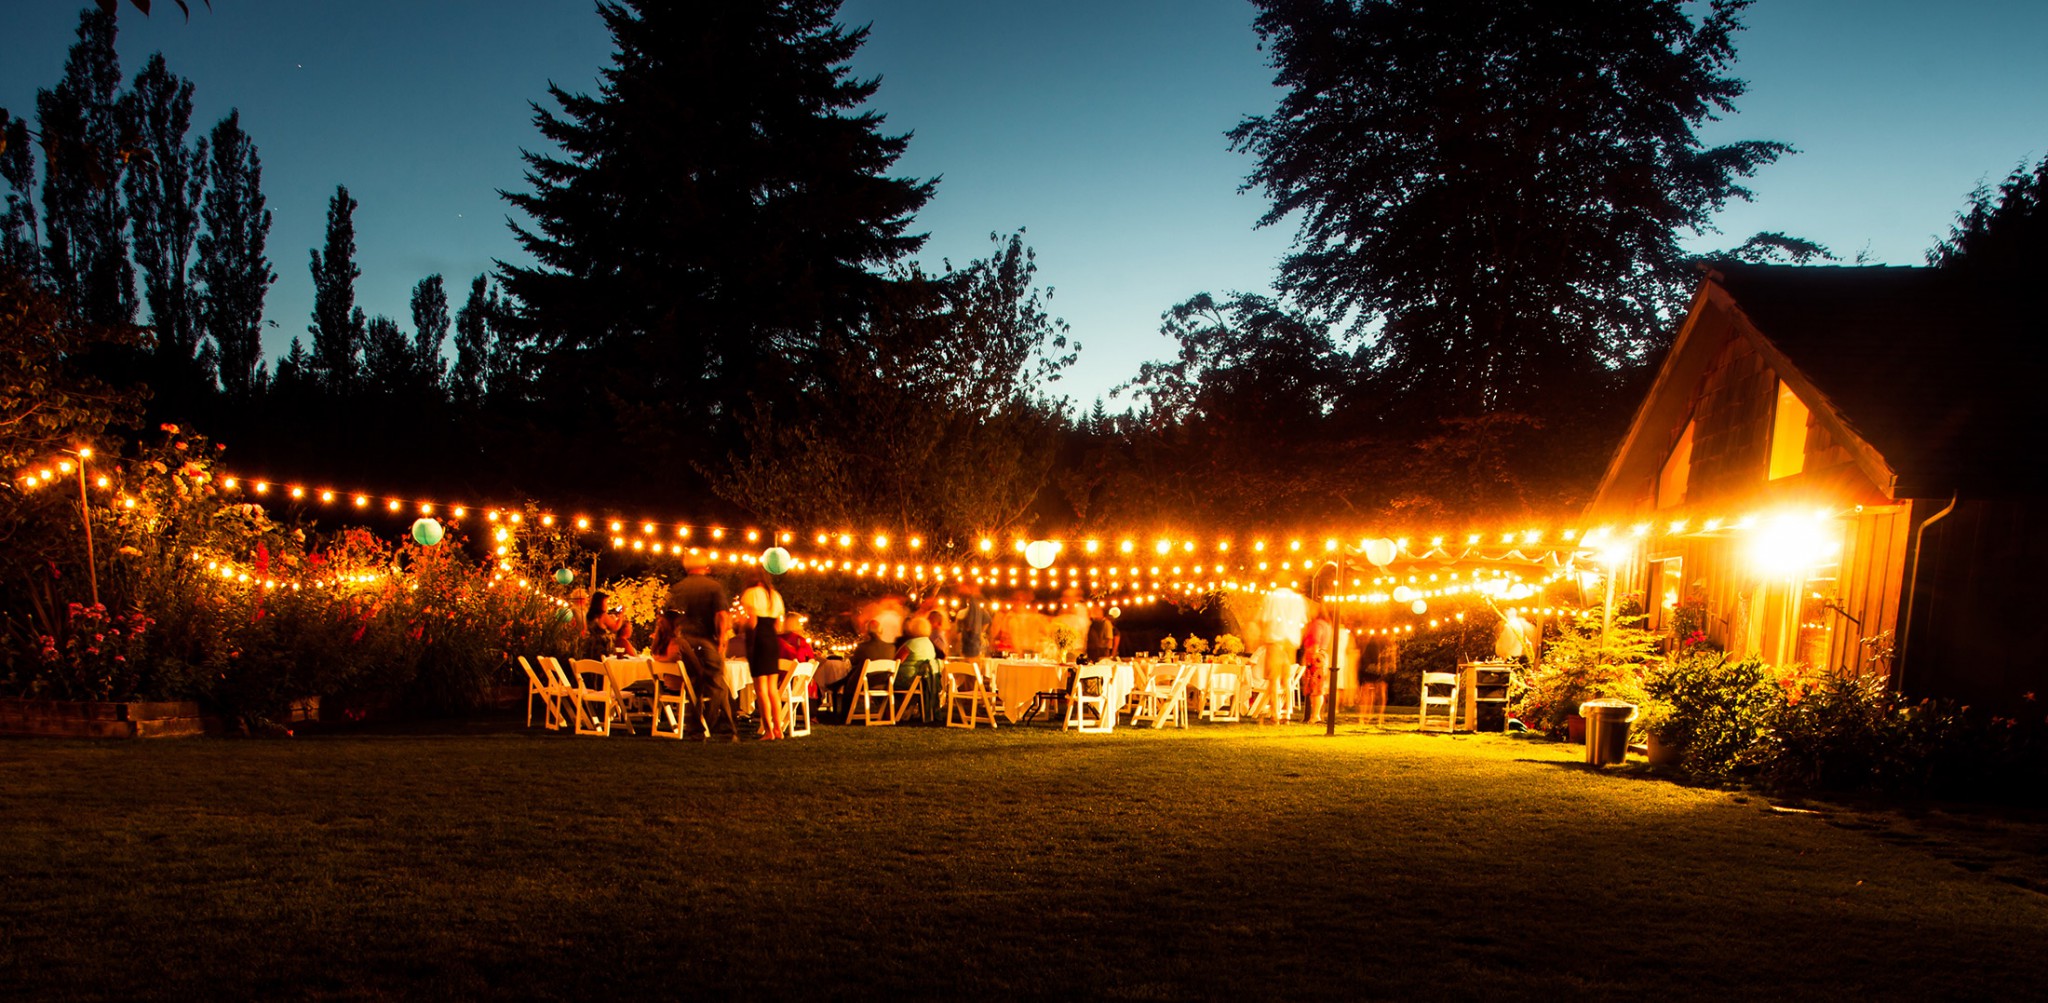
[{"xmin": 2, "ymin": 0, "xmax": 2044, "ymax": 404}]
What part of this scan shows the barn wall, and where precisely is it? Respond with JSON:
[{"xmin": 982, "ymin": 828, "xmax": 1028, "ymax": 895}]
[{"xmin": 1901, "ymin": 498, "xmax": 2048, "ymax": 709}]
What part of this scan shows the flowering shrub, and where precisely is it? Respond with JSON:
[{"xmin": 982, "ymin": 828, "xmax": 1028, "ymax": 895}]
[{"xmin": 2, "ymin": 428, "xmax": 582, "ymax": 729}]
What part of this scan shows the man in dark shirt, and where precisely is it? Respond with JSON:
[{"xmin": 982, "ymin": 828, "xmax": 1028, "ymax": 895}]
[{"xmin": 666, "ymin": 562, "xmax": 738, "ymax": 739}]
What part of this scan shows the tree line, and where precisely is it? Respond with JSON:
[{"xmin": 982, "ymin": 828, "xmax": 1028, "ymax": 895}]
[{"xmin": 16, "ymin": 0, "xmax": 2028, "ymax": 554}]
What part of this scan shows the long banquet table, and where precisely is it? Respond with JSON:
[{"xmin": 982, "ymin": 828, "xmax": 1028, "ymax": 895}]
[{"xmin": 985, "ymin": 659, "xmax": 1135, "ymax": 724}]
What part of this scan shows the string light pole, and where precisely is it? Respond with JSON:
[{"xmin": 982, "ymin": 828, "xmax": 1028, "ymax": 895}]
[{"xmin": 69, "ymin": 447, "xmax": 99, "ymax": 607}]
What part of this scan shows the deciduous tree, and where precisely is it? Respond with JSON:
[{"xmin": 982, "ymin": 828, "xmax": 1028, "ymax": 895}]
[{"xmin": 1230, "ymin": 0, "xmax": 1790, "ymax": 418}]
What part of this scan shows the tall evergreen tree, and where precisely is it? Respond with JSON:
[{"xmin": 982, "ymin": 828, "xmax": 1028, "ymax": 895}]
[
  {"xmin": 0, "ymin": 111, "xmax": 40, "ymax": 278},
  {"xmin": 1931, "ymin": 151, "xmax": 2048, "ymax": 282},
  {"xmin": 122, "ymin": 53, "xmax": 209, "ymax": 376},
  {"xmin": 408, "ymin": 273, "xmax": 449, "ymax": 389},
  {"xmin": 307, "ymin": 184, "xmax": 363, "ymax": 391},
  {"xmin": 361, "ymin": 313, "xmax": 409, "ymax": 391},
  {"xmin": 194, "ymin": 110, "xmax": 273, "ymax": 398},
  {"xmin": 499, "ymin": 0, "xmax": 935, "ymax": 453},
  {"xmin": 450, "ymin": 273, "xmax": 493, "ymax": 405},
  {"xmin": 1230, "ymin": 0, "xmax": 1790, "ymax": 418},
  {"xmin": 36, "ymin": 7, "xmax": 134, "ymax": 326}
]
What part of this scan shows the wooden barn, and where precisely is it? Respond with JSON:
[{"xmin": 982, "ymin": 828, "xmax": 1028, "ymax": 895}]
[{"xmin": 1584, "ymin": 263, "xmax": 2048, "ymax": 708}]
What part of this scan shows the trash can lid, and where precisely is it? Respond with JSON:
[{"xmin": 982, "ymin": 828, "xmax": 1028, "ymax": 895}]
[{"xmin": 1579, "ymin": 698, "xmax": 1639, "ymax": 719}]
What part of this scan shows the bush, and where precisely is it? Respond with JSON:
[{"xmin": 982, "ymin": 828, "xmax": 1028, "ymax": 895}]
[
  {"xmin": 1644, "ymin": 645, "xmax": 1779, "ymax": 780},
  {"xmin": 1512, "ymin": 617, "xmax": 1661, "ymax": 735}
]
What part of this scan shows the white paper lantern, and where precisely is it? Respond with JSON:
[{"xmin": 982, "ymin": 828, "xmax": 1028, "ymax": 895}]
[
  {"xmin": 1392, "ymin": 585, "xmax": 1416, "ymax": 603},
  {"xmin": 1364, "ymin": 537, "xmax": 1398, "ymax": 566},
  {"xmin": 1024, "ymin": 539, "xmax": 1060, "ymax": 570},
  {"xmin": 1410, "ymin": 599, "xmax": 1428, "ymax": 615}
]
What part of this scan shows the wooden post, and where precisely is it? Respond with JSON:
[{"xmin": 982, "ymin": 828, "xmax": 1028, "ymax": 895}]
[{"xmin": 75, "ymin": 454, "xmax": 97, "ymax": 608}]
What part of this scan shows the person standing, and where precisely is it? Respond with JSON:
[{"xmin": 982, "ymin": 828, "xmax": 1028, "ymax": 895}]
[
  {"xmin": 959, "ymin": 588, "xmax": 992, "ymax": 658},
  {"xmin": 1301, "ymin": 613, "xmax": 1332, "ymax": 724},
  {"xmin": 665, "ymin": 562, "xmax": 738, "ymax": 741},
  {"xmin": 1084, "ymin": 606, "xmax": 1118, "ymax": 663},
  {"xmin": 740, "ymin": 567, "xmax": 788, "ymax": 740},
  {"xmin": 1255, "ymin": 582, "xmax": 1308, "ymax": 725}
]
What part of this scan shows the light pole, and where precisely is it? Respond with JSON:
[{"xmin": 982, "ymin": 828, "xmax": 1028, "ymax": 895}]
[{"xmin": 69, "ymin": 447, "xmax": 98, "ymax": 608}]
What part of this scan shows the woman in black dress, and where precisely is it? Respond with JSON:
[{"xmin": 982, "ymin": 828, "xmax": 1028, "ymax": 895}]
[{"xmin": 739, "ymin": 567, "xmax": 788, "ymax": 740}]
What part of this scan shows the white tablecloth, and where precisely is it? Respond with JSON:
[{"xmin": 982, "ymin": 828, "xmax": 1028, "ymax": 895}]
[{"xmin": 986, "ymin": 660, "xmax": 1134, "ymax": 724}]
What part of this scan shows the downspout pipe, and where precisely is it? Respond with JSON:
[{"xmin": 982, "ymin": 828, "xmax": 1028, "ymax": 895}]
[{"xmin": 1894, "ymin": 493, "xmax": 1957, "ymax": 694}]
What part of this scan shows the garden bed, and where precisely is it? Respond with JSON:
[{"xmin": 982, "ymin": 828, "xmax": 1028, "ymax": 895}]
[{"xmin": 0, "ymin": 697, "xmax": 211, "ymax": 738}]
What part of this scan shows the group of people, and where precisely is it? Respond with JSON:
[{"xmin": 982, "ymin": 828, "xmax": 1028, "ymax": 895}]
[
  {"xmin": 578, "ymin": 562, "xmax": 811, "ymax": 741},
  {"xmin": 570, "ymin": 568, "xmax": 1392, "ymax": 736}
]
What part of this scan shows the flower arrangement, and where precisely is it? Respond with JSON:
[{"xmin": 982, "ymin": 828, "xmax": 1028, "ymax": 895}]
[
  {"xmin": 1049, "ymin": 622, "xmax": 1079, "ymax": 660},
  {"xmin": 1159, "ymin": 636, "xmax": 1179, "ymax": 655},
  {"xmin": 1184, "ymin": 636, "xmax": 1210, "ymax": 657},
  {"xmin": 1215, "ymin": 634, "xmax": 1244, "ymax": 657}
]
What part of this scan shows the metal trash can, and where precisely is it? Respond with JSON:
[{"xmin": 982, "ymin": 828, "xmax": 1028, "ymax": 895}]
[{"xmin": 1579, "ymin": 699, "xmax": 1638, "ymax": 767}]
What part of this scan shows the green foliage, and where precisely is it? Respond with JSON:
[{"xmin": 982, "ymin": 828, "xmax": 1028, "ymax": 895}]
[
  {"xmin": 1643, "ymin": 644, "xmax": 1779, "ymax": 780},
  {"xmin": 1, "ymin": 428, "xmax": 579, "ymax": 729},
  {"xmin": 1231, "ymin": 0, "xmax": 1789, "ymax": 419},
  {"xmin": 1512, "ymin": 617, "xmax": 1662, "ymax": 734},
  {"xmin": 193, "ymin": 110, "xmax": 274, "ymax": 398}
]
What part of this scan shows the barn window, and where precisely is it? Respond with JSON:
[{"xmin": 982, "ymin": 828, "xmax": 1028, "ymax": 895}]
[
  {"xmin": 1657, "ymin": 420, "xmax": 1693, "ymax": 509},
  {"xmin": 1768, "ymin": 380, "xmax": 1808, "ymax": 480}
]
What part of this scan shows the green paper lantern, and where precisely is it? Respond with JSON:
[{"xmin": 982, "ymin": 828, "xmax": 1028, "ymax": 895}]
[
  {"xmin": 761, "ymin": 546, "xmax": 793, "ymax": 575},
  {"xmin": 410, "ymin": 518, "xmax": 444, "ymax": 546},
  {"xmin": 555, "ymin": 607, "xmax": 575, "ymax": 624},
  {"xmin": 554, "ymin": 568, "xmax": 574, "ymax": 586}
]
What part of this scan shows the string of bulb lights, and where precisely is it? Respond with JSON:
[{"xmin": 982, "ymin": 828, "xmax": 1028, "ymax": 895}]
[{"xmin": 17, "ymin": 449, "xmax": 1843, "ymax": 609}]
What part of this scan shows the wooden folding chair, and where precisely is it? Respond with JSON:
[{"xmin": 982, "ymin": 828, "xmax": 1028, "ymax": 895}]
[
  {"xmin": 783, "ymin": 661, "xmax": 818, "ymax": 738},
  {"xmin": 944, "ymin": 660, "xmax": 1000, "ymax": 730},
  {"xmin": 846, "ymin": 660, "xmax": 899, "ymax": 726},
  {"xmin": 651, "ymin": 669, "xmax": 694, "ymax": 739},
  {"xmin": 568, "ymin": 658, "xmax": 633, "ymax": 736},
  {"xmin": 1202, "ymin": 670, "xmax": 1241, "ymax": 722},
  {"xmin": 519, "ymin": 656, "xmax": 570, "ymax": 730},
  {"xmin": 1063, "ymin": 663, "xmax": 1116, "ymax": 733},
  {"xmin": 1419, "ymin": 669, "xmax": 1460, "ymax": 732},
  {"xmin": 893, "ymin": 661, "xmax": 932, "ymax": 725},
  {"xmin": 1132, "ymin": 663, "xmax": 1197, "ymax": 729}
]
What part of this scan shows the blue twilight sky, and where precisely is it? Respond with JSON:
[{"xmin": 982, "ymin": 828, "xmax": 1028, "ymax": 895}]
[{"xmin": 2, "ymin": 1, "xmax": 2045, "ymax": 406}]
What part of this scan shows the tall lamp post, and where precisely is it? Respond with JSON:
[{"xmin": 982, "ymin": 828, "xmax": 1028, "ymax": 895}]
[{"xmin": 1321, "ymin": 557, "xmax": 1342, "ymax": 738}]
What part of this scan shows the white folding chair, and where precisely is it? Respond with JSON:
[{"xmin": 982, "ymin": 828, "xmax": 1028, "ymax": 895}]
[
  {"xmin": 847, "ymin": 660, "xmax": 899, "ymax": 726},
  {"xmin": 568, "ymin": 658, "xmax": 632, "ymax": 736},
  {"xmin": 783, "ymin": 661, "xmax": 818, "ymax": 738},
  {"xmin": 1419, "ymin": 669, "xmax": 1460, "ymax": 732},
  {"xmin": 1202, "ymin": 670, "xmax": 1241, "ymax": 722},
  {"xmin": 944, "ymin": 660, "xmax": 1000, "ymax": 730},
  {"xmin": 519, "ymin": 655, "xmax": 570, "ymax": 730},
  {"xmin": 1132, "ymin": 663, "xmax": 1197, "ymax": 729},
  {"xmin": 651, "ymin": 668, "xmax": 694, "ymax": 739},
  {"xmin": 1064, "ymin": 663, "xmax": 1116, "ymax": 733}
]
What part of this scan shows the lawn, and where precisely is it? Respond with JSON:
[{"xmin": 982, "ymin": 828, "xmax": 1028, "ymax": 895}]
[{"xmin": 2, "ymin": 719, "xmax": 2043, "ymax": 1000}]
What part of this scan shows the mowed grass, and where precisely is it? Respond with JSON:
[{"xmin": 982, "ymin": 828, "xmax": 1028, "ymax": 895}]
[{"xmin": 2, "ymin": 719, "xmax": 2044, "ymax": 1000}]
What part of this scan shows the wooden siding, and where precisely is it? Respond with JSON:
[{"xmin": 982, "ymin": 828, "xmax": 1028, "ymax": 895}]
[{"xmin": 1829, "ymin": 506, "xmax": 1910, "ymax": 675}]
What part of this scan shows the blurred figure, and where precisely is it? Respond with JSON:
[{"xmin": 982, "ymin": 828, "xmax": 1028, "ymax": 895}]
[
  {"xmin": 959, "ymin": 586, "xmax": 992, "ymax": 657},
  {"xmin": 739, "ymin": 568, "xmax": 788, "ymax": 740},
  {"xmin": 1255, "ymin": 581, "xmax": 1308, "ymax": 725},
  {"xmin": 1084, "ymin": 605, "xmax": 1118, "ymax": 663}
]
